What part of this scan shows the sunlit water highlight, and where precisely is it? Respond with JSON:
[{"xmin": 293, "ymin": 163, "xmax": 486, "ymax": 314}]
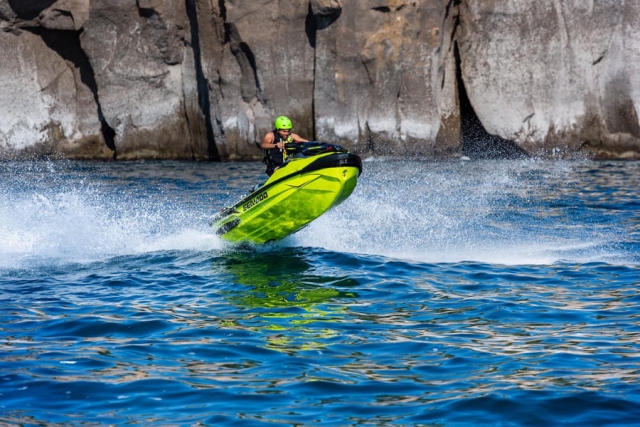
[{"xmin": 1, "ymin": 159, "xmax": 639, "ymax": 426}]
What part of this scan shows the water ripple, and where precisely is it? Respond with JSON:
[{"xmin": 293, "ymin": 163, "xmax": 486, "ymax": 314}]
[{"xmin": 1, "ymin": 160, "xmax": 639, "ymax": 426}]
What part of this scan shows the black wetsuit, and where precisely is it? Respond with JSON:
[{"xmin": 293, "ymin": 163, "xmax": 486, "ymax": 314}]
[{"xmin": 263, "ymin": 130, "xmax": 291, "ymax": 176}]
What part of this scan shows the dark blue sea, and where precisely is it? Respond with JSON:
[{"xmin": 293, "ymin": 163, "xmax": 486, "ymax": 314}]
[{"xmin": 1, "ymin": 158, "xmax": 639, "ymax": 426}]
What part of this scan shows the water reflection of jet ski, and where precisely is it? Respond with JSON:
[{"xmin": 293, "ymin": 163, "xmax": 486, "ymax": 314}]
[
  {"xmin": 216, "ymin": 249, "xmax": 359, "ymax": 309},
  {"xmin": 212, "ymin": 141, "xmax": 363, "ymax": 244}
]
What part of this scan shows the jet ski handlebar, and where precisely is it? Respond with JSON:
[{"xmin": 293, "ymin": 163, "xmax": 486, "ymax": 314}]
[{"xmin": 284, "ymin": 141, "xmax": 348, "ymax": 157}]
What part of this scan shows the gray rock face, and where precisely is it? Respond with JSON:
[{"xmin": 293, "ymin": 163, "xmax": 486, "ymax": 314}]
[
  {"xmin": 80, "ymin": 0, "xmax": 195, "ymax": 159},
  {"xmin": 0, "ymin": 0, "xmax": 639, "ymax": 160},
  {"xmin": 458, "ymin": 0, "xmax": 640, "ymax": 158},
  {"xmin": 312, "ymin": 0, "xmax": 463, "ymax": 157},
  {"xmin": 202, "ymin": 0, "xmax": 316, "ymax": 160},
  {"xmin": 0, "ymin": 20, "xmax": 106, "ymax": 158}
]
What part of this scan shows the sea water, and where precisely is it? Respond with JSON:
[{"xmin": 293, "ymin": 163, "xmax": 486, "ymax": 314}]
[{"xmin": 0, "ymin": 158, "xmax": 638, "ymax": 426}]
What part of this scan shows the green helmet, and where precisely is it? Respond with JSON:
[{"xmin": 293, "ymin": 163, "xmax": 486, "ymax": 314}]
[{"xmin": 274, "ymin": 116, "xmax": 293, "ymax": 130}]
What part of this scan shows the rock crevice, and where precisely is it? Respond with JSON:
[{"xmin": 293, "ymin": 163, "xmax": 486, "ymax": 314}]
[{"xmin": 185, "ymin": 0, "xmax": 218, "ymax": 160}]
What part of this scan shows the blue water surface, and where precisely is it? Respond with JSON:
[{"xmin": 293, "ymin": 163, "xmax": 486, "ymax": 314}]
[{"xmin": 1, "ymin": 159, "xmax": 639, "ymax": 426}]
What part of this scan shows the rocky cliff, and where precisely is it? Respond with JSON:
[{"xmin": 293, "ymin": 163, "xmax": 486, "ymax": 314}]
[{"xmin": 1, "ymin": 0, "xmax": 639, "ymax": 160}]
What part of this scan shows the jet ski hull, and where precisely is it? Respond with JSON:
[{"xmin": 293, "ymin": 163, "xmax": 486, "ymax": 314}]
[{"xmin": 212, "ymin": 148, "xmax": 362, "ymax": 244}]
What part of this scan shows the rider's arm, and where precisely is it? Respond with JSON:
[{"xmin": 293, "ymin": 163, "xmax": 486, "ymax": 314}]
[
  {"xmin": 291, "ymin": 133, "xmax": 308, "ymax": 143},
  {"xmin": 260, "ymin": 132, "xmax": 279, "ymax": 149}
]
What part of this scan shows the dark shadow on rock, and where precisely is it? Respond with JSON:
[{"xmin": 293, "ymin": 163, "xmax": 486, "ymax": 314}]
[
  {"xmin": 186, "ymin": 0, "xmax": 220, "ymax": 161},
  {"xmin": 25, "ymin": 27, "xmax": 117, "ymax": 157},
  {"xmin": 8, "ymin": 0, "xmax": 57, "ymax": 20},
  {"xmin": 305, "ymin": 4, "xmax": 316, "ymax": 49},
  {"xmin": 224, "ymin": 22, "xmax": 264, "ymax": 104},
  {"xmin": 305, "ymin": 4, "xmax": 341, "ymax": 140},
  {"xmin": 305, "ymin": 4, "xmax": 342, "ymax": 49},
  {"xmin": 454, "ymin": 42, "xmax": 528, "ymax": 160}
]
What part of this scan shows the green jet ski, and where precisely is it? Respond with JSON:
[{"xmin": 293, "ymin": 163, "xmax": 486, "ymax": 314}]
[{"xmin": 212, "ymin": 141, "xmax": 363, "ymax": 244}]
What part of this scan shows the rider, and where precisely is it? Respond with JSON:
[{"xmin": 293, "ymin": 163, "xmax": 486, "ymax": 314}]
[{"xmin": 260, "ymin": 116, "xmax": 309, "ymax": 176}]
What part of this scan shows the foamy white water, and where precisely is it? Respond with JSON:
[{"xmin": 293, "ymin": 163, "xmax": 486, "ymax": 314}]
[
  {"xmin": 293, "ymin": 159, "xmax": 634, "ymax": 265},
  {"xmin": 1, "ymin": 158, "xmax": 637, "ymax": 268}
]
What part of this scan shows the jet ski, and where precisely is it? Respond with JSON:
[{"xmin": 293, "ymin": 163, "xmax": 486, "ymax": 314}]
[{"xmin": 212, "ymin": 141, "xmax": 362, "ymax": 244}]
